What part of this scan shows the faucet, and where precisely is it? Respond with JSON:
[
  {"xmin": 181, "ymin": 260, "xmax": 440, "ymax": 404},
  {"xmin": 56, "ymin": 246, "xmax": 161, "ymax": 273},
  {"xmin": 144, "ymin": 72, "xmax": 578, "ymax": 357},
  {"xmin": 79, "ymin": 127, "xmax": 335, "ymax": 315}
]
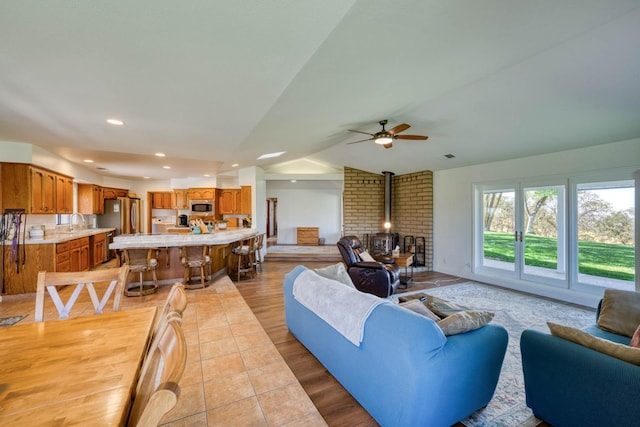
[{"xmin": 70, "ymin": 213, "xmax": 86, "ymax": 231}]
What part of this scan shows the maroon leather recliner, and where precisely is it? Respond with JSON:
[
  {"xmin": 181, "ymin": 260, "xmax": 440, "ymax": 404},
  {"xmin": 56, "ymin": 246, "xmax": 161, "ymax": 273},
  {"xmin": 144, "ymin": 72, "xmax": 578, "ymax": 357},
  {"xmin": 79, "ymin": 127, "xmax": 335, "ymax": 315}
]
[{"xmin": 336, "ymin": 236, "xmax": 400, "ymax": 298}]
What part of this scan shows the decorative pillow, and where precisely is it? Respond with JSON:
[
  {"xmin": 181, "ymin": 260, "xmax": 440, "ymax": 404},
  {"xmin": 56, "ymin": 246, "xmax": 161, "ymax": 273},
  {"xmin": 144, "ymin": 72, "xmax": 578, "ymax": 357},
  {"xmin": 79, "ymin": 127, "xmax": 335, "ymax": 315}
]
[
  {"xmin": 437, "ymin": 311, "xmax": 494, "ymax": 336},
  {"xmin": 597, "ymin": 289, "xmax": 640, "ymax": 337},
  {"xmin": 400, "ymin": 300, "xmax": 441, "ymax": 322},
  {"xmin": 631, "ymin": 324, "xmax": 640, "ymax": 348},
  {"xmin": 398, "ymin": 293, "xmax": 469, "ymax": 318},
  {"xmin": 358, "ymin": 250, "xmax": 376, "ymax": 262},
  {"xmin": 548, "ymin": 322, "xmax": 640, "ymax": 365},
  {"xmin": 314, "ymin": 263, "xmax": 355, "ymax": 289}
]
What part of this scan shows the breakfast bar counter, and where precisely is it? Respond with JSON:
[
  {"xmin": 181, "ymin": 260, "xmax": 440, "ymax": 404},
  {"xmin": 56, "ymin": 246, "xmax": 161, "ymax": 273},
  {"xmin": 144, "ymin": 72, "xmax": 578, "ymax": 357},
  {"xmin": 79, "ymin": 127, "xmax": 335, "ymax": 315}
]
[{"xmin": 109, "ymin": 227, "xmax": 257, "ymax": 282}]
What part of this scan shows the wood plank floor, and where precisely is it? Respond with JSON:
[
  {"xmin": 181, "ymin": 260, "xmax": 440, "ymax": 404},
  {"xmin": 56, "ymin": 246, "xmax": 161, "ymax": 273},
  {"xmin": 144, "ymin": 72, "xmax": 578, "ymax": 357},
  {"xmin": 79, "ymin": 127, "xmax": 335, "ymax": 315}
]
[{"xmin": 235, "ymin": 260, "xmax": 472, "ymax": 427}]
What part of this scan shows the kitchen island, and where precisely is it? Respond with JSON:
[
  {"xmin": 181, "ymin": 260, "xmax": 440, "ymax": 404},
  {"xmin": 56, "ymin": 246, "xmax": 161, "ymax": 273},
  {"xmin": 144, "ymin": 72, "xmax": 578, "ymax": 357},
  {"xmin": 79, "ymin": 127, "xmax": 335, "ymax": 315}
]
[{"xmin": 109, "ymin": 227, "xmax": 257, "ymax": 282}]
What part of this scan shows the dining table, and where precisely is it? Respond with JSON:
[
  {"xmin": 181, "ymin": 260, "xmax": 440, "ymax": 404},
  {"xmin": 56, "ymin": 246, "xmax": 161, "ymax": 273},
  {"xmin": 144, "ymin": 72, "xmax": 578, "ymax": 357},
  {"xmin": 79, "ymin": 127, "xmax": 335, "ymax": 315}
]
[{"xmin": 0, "ymin": 306, "xmax": 157, "ymax": 426}]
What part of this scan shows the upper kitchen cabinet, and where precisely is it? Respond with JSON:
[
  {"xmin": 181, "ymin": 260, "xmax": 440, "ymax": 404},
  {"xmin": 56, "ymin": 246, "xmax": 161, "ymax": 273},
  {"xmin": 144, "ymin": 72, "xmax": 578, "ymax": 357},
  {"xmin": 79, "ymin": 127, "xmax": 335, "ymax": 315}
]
[
  {"xmin": 0, "ymin": 163, "xmax": 71, "ymax": 214},
  {"xmin": 188, "ymin": 188, "xmax": 214, "ymax": 200},
  {"xmin": 173, "ymin": 189, "xmax": 189, "ymax": 209},
  {"xmin": 56, "ymin": 175, "xmax": 74, "ymax": 214},
  {"xmin": 240, "ymin": 186, "xmax": 252, "ymax": 214},
  {"xmin": 216, "ymin": 187, "xmax": 251, "ymax": 215},
  {"xmin": 103, "ymin": 187, "xmax": 129, "ymax": 200},
  {"xmin": 77, "ymin": 184, "xmax": 104, "ymax": 215},
  {"xmin": 150, "ymin": 192, "xmax": 175, "ymax": 209}
]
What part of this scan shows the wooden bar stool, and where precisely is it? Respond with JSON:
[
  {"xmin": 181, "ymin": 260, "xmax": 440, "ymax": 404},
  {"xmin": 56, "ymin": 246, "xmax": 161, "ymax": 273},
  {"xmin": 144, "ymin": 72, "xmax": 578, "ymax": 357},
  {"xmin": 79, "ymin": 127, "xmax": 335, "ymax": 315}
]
[
  {"xmin": 180, "ymin": 245, "xmax": 211, "ymax": 289},
  {"xmin": 254, "ymin": 233, "xmax": 265, "ymax": 272},
  {"xmin": 121, "ymin": 248, "xmax": 159, "ymax": 297},
  {"xmin": 231, "ymin": 237, "xmax": 256, "ymax": 281}
]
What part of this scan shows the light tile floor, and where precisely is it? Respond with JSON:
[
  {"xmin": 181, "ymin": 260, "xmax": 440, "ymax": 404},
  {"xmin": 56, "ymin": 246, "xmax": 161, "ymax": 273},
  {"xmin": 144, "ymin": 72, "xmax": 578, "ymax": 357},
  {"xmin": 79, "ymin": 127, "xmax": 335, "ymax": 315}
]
[{"xmin": 0, "ymin": 274, "xmax": 327, "ymax": 427}]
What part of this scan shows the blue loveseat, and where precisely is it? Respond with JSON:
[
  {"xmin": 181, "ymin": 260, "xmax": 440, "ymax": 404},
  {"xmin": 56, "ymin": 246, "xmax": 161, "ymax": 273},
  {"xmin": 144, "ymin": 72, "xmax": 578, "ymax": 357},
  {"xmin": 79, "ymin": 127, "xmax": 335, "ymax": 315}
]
[
  {"xmin": 284, "ymin": 265, "xmax": 508, "ymax": 427},
  {"xmin": 521, "ymin": 297, "xmax": 640, "ymax": 427}
]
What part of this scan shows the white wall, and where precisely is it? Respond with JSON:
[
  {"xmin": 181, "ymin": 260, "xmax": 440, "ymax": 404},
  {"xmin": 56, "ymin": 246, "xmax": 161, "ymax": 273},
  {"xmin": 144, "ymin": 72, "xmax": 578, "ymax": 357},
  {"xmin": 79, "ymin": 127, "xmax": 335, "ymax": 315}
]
[
  {"xmin": 434, "ymin": 138, "xmax": 640, "ymax": 307},
  {"xmin": 266, "ymin": 180, "xmax": 342, "ymax": 245}
]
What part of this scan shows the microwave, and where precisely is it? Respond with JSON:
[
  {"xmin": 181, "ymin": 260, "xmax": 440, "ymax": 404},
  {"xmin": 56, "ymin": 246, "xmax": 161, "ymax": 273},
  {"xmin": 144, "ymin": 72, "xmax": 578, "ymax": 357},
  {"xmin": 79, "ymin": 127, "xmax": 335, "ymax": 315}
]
[{"xmin": 190, "ymin": 200, "xmax": 213, "ymax": 214}]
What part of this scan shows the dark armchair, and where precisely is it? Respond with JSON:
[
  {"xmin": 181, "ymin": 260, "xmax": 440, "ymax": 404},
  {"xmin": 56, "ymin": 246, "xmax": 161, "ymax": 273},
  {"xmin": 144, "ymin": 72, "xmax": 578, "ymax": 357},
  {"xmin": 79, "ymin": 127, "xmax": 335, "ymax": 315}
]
[{"xmin": 337, "ymin": 236, "xmax": 400, "ymax": 298}]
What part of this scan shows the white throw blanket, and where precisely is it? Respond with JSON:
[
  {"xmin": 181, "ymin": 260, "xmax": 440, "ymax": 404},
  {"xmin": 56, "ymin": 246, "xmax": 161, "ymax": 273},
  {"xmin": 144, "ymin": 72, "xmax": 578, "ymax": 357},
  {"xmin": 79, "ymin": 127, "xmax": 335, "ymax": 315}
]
[{"xmin": 292, "ymin": 269, "xmax": 387, "ymax": 346}]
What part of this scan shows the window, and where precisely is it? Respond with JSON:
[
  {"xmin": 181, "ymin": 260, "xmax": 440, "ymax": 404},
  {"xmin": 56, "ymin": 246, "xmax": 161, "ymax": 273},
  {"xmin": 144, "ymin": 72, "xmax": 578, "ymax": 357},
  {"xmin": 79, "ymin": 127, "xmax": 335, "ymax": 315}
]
[{"xmin": 475, "ymin": 173, "xmax": 635, "ymax": 293}]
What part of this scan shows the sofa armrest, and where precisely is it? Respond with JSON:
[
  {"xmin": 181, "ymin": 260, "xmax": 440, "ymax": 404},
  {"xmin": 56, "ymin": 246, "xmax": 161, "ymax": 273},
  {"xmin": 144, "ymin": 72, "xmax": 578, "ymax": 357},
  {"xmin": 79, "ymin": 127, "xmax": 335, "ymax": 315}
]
[
  {"xmin": 521, "ymin": 329, "xmax": 640, "ymax": 427},
  {"xmin": 352, "ymin": 261, "xmax": 386, "ymax": 270}
]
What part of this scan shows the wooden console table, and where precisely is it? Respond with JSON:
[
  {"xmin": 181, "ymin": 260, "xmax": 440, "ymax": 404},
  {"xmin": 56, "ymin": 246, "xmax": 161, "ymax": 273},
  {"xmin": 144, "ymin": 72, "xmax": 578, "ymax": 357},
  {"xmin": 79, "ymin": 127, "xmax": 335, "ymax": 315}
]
[{"xmin": 297, "ymin": 227, "xmax": 319, "ymax": 245}]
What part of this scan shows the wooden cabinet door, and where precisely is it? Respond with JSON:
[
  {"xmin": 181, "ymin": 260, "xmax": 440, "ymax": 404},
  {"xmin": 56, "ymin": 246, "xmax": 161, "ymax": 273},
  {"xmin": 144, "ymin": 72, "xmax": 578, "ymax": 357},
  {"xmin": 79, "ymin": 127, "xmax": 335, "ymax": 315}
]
[
  {"xmin": 218, "ymin": 190, "xmax": 235, "ymax": 214},
  {"xmin": 69, "ymin": 247, "xmax": 80, "ymax": 272},
  {"xmin": 79, "ymin": 184, "xmax": 104, "ymax": 214},
  {"xmin": 79, "ymin": 244, "xmax": 90, "ymax": 271},
  {"xmin": 240, "ymin": 186, "xmax": 251, "ymax": 214},
  {"xmin": 174, "ymin": 189, "xmax": 188, "ymax": 209},
  {"xmin": 93, "ymin": 186, "xmax": 104, "ymax": 214},
  {"xmin": 56, "ymin": 175, "xmax": 73, "ymax": 214},
  {"xmin": 189, "ymin": 188, "xmax": 214, "ymax": 200},
  {"xmin": 103, "ymin": 187, "xmax": 128, "ymax": 200},
  {"xmin": 30, "ymin": 168, "xmax": 56, "ymax": 214}
]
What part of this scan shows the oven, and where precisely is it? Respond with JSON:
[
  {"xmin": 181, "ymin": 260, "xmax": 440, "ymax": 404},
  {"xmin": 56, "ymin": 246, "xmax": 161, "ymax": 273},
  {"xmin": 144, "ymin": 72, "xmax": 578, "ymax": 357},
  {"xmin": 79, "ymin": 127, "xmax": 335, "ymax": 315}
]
[{"xmin": 190, "ymin": 200, "xmax": 213, "ymax": 215}]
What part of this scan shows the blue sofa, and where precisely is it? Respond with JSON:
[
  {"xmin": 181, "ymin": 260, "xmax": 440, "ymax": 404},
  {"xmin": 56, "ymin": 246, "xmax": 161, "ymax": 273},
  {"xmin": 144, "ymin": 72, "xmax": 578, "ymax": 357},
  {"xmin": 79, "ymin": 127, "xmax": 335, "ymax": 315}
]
[
  {"xmin": 284, "ymin": 265, "xmax": 508, "ymax": 427},
  {"xmin": 521, "ymin": 306, "xmax": 640, "ymax": 427}
]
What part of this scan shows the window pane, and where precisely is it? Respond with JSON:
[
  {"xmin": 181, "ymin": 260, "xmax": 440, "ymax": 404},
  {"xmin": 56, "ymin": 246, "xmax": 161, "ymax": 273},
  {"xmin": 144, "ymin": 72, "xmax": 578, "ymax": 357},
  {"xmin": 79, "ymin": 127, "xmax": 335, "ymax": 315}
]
[
  {"xmin": 577, "ymin": 181, "xmax": 635, "ymax": 290},
  {"xmin": 483, "ymin": 190, "xmax": 515, "ymax": 271}
]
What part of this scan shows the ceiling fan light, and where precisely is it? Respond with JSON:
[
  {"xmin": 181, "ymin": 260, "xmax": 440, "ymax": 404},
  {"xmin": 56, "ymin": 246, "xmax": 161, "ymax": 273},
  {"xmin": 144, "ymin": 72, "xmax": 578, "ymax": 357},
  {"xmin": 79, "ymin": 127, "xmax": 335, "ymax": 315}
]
[{"xmin": 374, "ymin": 136, "xmax": 393, "ymax": 145}]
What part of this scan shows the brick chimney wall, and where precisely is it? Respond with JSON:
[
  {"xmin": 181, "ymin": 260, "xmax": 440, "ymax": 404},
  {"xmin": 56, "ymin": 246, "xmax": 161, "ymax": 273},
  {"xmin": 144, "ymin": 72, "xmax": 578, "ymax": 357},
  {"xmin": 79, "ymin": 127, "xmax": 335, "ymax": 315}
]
[{"xmin": 343, "ymin": 167, "xmax": 433, "ymax": 270}]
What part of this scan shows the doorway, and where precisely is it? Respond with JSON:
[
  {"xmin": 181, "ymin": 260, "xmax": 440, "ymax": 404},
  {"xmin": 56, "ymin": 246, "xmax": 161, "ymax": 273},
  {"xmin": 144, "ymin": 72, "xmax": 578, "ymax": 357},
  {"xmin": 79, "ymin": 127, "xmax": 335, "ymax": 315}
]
[{"xmin": 266, "ymin": 198, "xmax": 278, "ymax": 244}]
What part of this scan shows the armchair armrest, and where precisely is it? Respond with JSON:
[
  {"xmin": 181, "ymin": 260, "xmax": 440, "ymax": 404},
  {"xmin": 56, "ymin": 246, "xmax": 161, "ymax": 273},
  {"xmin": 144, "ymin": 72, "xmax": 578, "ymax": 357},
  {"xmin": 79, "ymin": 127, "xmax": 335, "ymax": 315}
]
[
  {"xmin": 352, "ymin": 261, "xmax": 387, "ymax": 270},
  {"xmin": 521, "ymin": 329, "xmax": 640, "ymax": 427}
]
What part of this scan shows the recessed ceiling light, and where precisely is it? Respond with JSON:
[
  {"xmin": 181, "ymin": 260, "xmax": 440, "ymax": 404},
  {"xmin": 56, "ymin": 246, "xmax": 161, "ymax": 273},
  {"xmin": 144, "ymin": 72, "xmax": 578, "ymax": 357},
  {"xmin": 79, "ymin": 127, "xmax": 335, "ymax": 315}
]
[
  {"xmin": 291, "ymin": 180, "xmax": 297, "ymax": 183},
  {"xmin": 257, "ymin": 151, "xmax": 285, "ymax": 160},
  {"xmin": 203, "ymin": 174, "xmax": 210, "ymax": 177},
  {"xmin": 231, "ymin": 163, "xmax": 239, "ymax": 167},
  {"xmin": 106, "ymin": 118, "xmax": 124, "ymax": 126},
  {"xmin": 143, "ymin": 176, "xmax": 150, "ymax": 179},
  {"xmin": 163, "ymin": 166, "xmax": 171, "ymax": 169},
  {"xmin": 83, "ymin": 159, "xmax": 94, "ymax": 163},
  {"xmin": 155, "ymin": 152, "xmax": 165, "ymax": 157}
]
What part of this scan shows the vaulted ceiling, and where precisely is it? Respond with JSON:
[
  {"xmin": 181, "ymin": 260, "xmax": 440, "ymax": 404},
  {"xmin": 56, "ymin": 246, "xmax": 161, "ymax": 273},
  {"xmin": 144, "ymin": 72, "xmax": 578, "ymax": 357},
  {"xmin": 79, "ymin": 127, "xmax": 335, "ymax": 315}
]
[{"xmin": 1, "ymin": 1, "xmax": 639, "ymax": 180}]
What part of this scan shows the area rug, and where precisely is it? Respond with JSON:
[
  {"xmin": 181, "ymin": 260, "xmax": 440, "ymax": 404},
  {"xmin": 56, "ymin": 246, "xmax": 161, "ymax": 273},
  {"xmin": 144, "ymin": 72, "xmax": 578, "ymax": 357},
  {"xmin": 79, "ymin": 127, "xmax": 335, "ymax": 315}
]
[
  {"xmin": 0, "ymin": 314, "xmax": 27, "ymax": 327},
  {"xmin": 393, "ymin": 283, "xmax": 596, "ymax": 427}
]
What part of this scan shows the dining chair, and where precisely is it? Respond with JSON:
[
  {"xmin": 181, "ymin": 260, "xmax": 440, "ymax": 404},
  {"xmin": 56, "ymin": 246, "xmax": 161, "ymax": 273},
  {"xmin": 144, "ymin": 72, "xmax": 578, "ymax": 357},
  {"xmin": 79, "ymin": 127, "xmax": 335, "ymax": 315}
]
[
  {"xmin": 34, "ymin": 265, "xmax": 129, "ymax": 322},
  {"xmin": 146, "ymin": 283, "xmax": 188, "ymax": 355},
  {"xmin": 128, "ymin": 317, "xmax": 187, "ymax": 427}
]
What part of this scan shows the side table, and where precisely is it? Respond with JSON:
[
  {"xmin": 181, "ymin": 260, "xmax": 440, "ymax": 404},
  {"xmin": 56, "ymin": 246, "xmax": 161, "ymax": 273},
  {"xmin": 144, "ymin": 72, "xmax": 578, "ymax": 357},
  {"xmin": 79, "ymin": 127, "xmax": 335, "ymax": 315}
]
[{"xmin": 394, "ymin": 253, "xmax": 414, "ymax": 288}]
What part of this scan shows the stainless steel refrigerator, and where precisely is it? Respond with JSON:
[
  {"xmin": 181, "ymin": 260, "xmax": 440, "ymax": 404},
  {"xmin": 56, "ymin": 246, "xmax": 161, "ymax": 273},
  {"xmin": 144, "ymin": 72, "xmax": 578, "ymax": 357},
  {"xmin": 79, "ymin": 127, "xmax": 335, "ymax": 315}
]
[{"xmin": 98, "ymin": 197, "xmax": 141, "ymax": 235}]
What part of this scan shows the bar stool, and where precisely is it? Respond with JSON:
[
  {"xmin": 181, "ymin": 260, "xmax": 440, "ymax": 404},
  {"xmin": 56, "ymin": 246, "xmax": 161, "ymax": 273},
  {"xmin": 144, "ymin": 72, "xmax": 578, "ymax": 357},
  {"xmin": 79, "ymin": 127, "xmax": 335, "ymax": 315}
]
[
  {"xmin": 231, "ymin": 237, "xmax": 255, "ymax": 281},
  {"xmin": 121, "ymin": 248, "xmax": 159, "ymax": 296},
  {"xmin": 180, "ymin": 245, "xmax": 211, "ymax": 289},
  {"xmin": 253, "ymin": 233, "xmax": 265, "ymax": 272}
]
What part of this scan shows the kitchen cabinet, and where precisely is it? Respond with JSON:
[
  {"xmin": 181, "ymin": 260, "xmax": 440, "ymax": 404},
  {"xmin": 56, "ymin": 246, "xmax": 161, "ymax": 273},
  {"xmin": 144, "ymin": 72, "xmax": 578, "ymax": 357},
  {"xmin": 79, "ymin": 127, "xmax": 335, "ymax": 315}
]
[
  {"xmin": 188, "ymin": 188, "xmax": 214, "ymax": 200},
  {"xmin": 216, "ymin": 187, "xmax": 252, "ymax": 215},
  {"xmin": 56, "ymin": 175, "xmax": 74, "ymax": 214},
  {"xmin": 57, "ymin": 237, "xmax": 90, "ymax": 272},
  {"xmin": 91, "ymin": 233, "xmax": 106, "ymax": 268},
  {"xmin": 240, "ymin": 186, "xmax": 252, "ymax": 214},
  {"xmin": 173, "ymin": 189, "xmax": 189, "ymax": 209},
  {"xmin": 77, "ymin": 184, "xmax": 104, "ymax": 215},
  {"xmin": 103, "ymin": 187, "xmax": 129, "ymax": 200},
  {"xmin": 151, "ymin": 192, "xmax": 174, "ymax": 209},
  {"xmin": 0, "ymin": 163, "xmax": 71, "ymax": 214}
]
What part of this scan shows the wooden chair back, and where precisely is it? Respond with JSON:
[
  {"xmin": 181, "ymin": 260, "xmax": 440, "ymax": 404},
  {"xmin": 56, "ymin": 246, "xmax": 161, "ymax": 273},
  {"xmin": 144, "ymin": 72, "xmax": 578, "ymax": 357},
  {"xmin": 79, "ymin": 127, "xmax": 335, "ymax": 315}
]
[
  {"xmin": 128, "ymin": 318, "xmax": 187, "ymax": 427},
  {"xmin": 34, "ymin": 265, "xmax": 129, "ymax": 322}
]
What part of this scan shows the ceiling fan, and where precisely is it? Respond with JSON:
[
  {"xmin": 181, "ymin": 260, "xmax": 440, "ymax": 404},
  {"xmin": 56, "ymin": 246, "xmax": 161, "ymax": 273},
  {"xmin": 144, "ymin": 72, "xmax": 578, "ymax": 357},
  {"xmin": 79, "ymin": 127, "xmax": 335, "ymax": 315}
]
[{"xmin": 348, "ymin": 120, "xmax": 428, "ymax": 149}]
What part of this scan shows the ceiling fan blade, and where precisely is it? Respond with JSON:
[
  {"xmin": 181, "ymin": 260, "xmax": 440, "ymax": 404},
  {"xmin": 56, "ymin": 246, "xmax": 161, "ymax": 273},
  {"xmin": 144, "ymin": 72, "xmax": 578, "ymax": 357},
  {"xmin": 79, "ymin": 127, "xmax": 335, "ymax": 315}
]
[
  {"xmin": 395, "ymin": 134, "xmax": 428, "ymax": 140},
  {"xmin": 348, "ymin": 129, "xmax": 375, "ymax": 136},
  {"xmin": 347, "ymin": 137, "xmax": 374, "ymax": 144},
  {"xmin": 383, "ymin": 142, "xmax": 393, "ymax": 149},
  {"xmin": 388, "ymin": 123, "xmax": 410, "ymax": 135}
]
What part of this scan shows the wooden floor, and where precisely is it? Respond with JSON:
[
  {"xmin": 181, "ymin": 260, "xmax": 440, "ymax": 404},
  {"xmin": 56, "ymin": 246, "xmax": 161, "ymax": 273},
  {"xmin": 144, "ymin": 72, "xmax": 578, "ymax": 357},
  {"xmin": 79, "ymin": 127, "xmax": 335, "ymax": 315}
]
[{"xmin": 236, "ymin": 260, "xmax": 471, "ymax": 427}]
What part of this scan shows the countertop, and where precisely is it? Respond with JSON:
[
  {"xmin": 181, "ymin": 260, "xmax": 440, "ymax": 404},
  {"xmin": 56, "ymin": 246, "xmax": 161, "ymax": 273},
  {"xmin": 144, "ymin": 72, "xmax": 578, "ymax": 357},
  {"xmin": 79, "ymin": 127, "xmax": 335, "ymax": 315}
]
[
  {"xmin": 5, "ymin": 228, "xmax": 116, "ymax": 245},
  {"xmin": 109, "ymin": 227, "xmax": 257, "ymax": 249}
]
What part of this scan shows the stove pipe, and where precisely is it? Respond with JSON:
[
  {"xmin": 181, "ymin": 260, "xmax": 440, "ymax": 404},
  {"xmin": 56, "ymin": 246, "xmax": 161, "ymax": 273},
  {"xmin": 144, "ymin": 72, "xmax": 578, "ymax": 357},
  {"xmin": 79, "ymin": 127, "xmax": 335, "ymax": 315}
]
[{"xmin": 382, "ymin": 171, "xmax": 394, "ymax": 226}]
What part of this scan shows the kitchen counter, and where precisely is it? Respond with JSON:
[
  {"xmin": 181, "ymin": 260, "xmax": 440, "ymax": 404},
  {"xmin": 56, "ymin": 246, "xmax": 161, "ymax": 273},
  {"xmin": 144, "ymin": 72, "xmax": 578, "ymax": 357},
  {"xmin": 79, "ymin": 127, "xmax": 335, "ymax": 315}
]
[
  {"xmin": 4, "ymin": 228, "xmax": 116, "ymax": 245},
  {"xmin": 110, "ymin": 227, "xmax": 256, "ymax": 249}
]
